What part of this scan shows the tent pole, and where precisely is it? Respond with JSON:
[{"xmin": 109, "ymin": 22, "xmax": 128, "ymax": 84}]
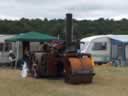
[{"xmin": 15, "ymin": 41, "xmax": 19, "ymax": 69}]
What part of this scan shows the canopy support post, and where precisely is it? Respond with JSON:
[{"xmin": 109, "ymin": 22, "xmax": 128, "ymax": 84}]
[{"xmin": 15, "ymin": 41, "xmax": 19, "ymax": 69}]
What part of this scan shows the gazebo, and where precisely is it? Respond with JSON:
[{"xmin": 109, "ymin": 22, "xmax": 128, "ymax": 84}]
[
  {"xmin": 6, "ymin": 32, "xmax": 58, "ymax": 68},
  {"xmin": 6, "ymin": 32, "xmax": 57, "ymax": 42}
]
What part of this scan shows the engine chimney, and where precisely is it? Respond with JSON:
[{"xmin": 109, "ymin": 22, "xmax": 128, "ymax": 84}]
[{"xmin": 65, "ymin": 13, "xmax": 73, "ymax": 51}]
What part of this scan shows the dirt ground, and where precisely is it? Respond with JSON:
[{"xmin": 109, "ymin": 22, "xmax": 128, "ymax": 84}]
[{"xmin": 0, "ymin": 65, "xmax": 128, "ymax": 96}]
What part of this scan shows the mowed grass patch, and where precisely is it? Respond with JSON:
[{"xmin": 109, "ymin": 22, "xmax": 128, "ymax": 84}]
[{"xmin": 0, "ymin": 66, "xmax": 128, "ymax": 96}]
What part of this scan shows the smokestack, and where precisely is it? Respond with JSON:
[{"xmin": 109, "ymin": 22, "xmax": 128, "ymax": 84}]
[{"xmin": 65, "ymin": 13, "xmax": 73, "ymax": 49}]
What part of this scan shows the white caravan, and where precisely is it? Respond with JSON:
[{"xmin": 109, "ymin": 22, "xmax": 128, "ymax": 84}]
[
  {"xmin": 80, "ymin": 35, "xmax": 128, "ymax": 65},
  {"xmin": 0, "ymin": 35, "xmax": 15, "ymax": 64}
]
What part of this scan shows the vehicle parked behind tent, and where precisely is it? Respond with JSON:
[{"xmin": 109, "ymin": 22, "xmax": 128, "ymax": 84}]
[
  {"xmin": 80, "ymin": 35, "xmax": 128, "ymax": 66},
  {"xmin": 0, "ymin": 35, "xmax": 15, "ymax": 64}
]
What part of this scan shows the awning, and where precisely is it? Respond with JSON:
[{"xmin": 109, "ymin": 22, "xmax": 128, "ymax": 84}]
[{"xmin": 6, "ymin": 32, "xmax": 57, "ymax": 42}]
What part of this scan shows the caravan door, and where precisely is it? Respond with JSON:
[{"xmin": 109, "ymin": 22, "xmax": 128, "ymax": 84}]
[{"xmin": 112, "ymin": 44, "xmax": 125, "ymax": 66}]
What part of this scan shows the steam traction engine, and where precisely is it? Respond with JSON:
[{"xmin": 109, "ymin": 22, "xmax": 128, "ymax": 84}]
[
  {"xmin": 31, "ymin": 13, "xmax": 95, "ymax": 84},
  {"xmin": 64, "ymin": 13, "xmax": 95, "ymax": 84}
]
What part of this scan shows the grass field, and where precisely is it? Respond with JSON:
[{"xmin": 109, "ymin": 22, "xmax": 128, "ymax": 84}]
[{"xmin": 0, "ymin": 65, "xmax": 128, "ymax": 96}]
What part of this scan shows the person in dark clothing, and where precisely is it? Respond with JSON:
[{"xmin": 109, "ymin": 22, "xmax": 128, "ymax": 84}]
[{"xmin": 8, "ymin": 50, "xmax": 16, "ymax": 67}]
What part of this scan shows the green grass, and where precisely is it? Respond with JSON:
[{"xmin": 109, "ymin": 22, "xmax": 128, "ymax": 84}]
[{"xmin": 0, "ymin": 66, "xmax": 128, "ymax": 96}]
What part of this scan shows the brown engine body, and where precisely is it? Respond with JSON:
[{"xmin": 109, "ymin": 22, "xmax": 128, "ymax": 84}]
[{"xmin": 32, "ymin": 51, "xmax": 64, "ymax": 78}]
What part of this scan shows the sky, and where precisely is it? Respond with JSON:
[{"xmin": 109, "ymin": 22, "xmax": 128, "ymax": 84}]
[{"xmin": 0, "ymin": 0, "xmax": 128, "ymax": 20}]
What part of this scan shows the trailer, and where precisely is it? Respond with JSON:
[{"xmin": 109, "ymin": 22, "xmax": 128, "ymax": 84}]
[
  {"xmin": 80, "ymin": 35, "xmax": 128, "ymax": 66},
  {"xmin": 0, "ymin": 35, "xmax": 15, "ymax": 64}
]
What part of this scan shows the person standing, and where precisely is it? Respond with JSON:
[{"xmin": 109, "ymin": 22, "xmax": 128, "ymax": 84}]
[{"xmin": 8, "ymin": 50, "xmax": 16, "ymax": 68}]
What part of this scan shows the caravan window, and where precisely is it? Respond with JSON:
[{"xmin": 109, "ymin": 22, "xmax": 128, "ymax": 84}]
[
  {"xmin": 0, "ymin": 43, "xmax": 11, "ymax": 52},
  {"xmin": 0, "ymin": 43, "xmax": 3, "ymax": 51},
  {"xmin": 92, "ymin": 42, "xmax": 107, "ymax": 50},
  {"xmin": 5, "ymin": 43, "xmax": 11, "ymax": 51}
]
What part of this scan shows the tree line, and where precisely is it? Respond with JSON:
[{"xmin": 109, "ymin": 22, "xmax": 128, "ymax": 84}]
[{"xmin": 0, "ymin": 18, "xmax": 128, "ymax": 39}]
